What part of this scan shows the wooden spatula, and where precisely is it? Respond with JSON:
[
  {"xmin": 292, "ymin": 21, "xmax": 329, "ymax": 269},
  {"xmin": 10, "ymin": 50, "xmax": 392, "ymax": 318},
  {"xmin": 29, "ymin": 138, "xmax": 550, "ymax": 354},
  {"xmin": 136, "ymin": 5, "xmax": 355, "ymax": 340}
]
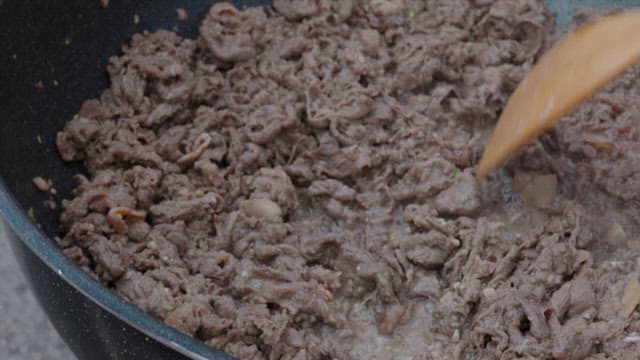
[{"xmin": 476, "ymin": 9, "xmax": 640, "ymax": 179}]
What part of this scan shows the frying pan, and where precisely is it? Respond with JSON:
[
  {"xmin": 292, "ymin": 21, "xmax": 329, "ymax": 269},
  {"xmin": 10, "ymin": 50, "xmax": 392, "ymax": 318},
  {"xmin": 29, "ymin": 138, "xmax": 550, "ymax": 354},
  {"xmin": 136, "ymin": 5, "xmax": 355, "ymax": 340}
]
[{"xmin": 0, "ymin": 0, "xmax": 637, "ymax": 359}]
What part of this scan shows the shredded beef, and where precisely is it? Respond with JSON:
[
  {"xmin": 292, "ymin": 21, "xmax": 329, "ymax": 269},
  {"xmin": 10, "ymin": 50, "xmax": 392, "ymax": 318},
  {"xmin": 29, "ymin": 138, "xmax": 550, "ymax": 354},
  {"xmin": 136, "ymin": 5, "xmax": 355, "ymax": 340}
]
[{"xmin": 56, "ymin": 2, "xmax": 640, "ymax": 359}]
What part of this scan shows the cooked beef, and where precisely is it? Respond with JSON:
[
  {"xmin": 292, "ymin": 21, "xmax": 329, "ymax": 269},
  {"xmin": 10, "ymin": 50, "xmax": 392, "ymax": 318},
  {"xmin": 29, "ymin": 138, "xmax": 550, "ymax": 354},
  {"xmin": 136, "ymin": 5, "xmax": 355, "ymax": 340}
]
[{"xmin": 57, "ymin": 1, "xmax": 640, "ymax": 359}]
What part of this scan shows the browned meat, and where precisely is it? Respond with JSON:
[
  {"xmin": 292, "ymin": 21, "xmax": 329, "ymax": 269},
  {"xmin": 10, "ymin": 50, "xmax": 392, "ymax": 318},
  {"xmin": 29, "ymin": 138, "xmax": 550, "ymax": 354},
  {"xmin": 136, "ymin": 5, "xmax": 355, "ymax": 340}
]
[{"xmin": 56, "ymin": 1, "xmax": 640, "ymax": 359}]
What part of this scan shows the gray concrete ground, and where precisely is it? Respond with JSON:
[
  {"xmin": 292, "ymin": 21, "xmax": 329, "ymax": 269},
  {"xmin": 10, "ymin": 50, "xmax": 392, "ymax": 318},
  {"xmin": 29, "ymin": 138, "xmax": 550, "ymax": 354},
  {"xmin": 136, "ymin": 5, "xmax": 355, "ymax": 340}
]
[{"xmin": 0, "ymin": 222, "xmax": 75, "ymax": 360}]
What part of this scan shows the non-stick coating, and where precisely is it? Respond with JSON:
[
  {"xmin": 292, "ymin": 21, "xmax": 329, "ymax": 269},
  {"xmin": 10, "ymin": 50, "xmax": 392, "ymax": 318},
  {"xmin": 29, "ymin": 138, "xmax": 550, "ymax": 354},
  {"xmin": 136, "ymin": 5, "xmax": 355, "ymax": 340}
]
[{"xmin": 1, "ymin": 0, "xmax": 639, "ymax": 359}]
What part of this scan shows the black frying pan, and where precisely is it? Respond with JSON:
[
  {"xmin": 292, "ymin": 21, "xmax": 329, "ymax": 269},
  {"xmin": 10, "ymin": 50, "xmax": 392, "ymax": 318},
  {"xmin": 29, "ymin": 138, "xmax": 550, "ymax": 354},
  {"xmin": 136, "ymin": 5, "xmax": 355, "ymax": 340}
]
[
  {"xmin": 0, "ymin": 1, "xmax": 269, "ymax": 359},
  {"xmin": 1, "ymin": 0, "xmax": 638, "ymax": 359}
]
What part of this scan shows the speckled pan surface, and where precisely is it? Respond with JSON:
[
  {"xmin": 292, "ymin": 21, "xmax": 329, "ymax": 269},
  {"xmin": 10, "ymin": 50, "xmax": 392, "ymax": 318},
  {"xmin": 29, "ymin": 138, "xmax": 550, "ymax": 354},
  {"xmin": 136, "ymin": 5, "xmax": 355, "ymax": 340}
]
[{"xmin": 0, "ymin": 1, "xmax": 637, "ymax": 359}]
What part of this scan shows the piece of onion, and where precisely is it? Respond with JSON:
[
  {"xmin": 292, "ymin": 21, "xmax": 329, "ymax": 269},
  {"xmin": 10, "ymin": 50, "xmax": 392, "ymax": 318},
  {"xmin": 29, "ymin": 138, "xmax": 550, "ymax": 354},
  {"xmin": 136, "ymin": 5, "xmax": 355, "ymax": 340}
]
[
  {"xmin": 32, "ymin": 176, "xmax": 51, "ymax": 192},
  {"xmin": 107, "ymin": 207, "xmax": 147, "ymax": 233},
  {"xmin": 512, "ymin": 172, "xmax": 558, "ymax": 208},
  {"xmin": 583, "ymin": 133, "xmax": 613, "ymax": 150},
  {"xmin": 240, "ymin": 199, "xmax": 282, "ymax": 218},
  {"xmin": 621, "ymin": 277, "xmax": 640, "ymax": 319},
  {"xmin": 607, "ymin": 222, "xmax": 626, "ymax": 245},
  {"xmin": 178, "ymin": 133, "xmax": 212, "ymax": 165}
]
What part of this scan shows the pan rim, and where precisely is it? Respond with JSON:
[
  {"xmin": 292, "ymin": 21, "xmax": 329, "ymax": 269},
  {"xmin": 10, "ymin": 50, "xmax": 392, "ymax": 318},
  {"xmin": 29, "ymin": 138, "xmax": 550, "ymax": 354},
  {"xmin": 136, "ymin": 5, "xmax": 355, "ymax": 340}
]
[{"xmin": 0, "ymin": 176, "xmax": 231, "ymax": 360}]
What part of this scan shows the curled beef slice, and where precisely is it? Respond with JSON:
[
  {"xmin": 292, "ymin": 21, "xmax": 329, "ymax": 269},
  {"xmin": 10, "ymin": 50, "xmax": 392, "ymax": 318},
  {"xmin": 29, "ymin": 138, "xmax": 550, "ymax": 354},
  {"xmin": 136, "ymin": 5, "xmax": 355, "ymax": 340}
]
[
  {"xmin": 57, "ymin": 115, "xmax": 101, "ymax": 161},
  {"xmin": 395, "ymin": 231, "xmax": 460, "ymax": 270},
  {"xmin": 249, "ymin": 167, "xmax": 298, "ymax": 213},
  {"xmin": 199, "ymin": 2, "xmax": 265, "ymax": 63},
  {"xmin": 308, "ymin": 179, "xmax": 357, "ymax": 202},
  {"xmin": 392, "ymin": 158, "xmax": 458, "ymax": 201},
  {"xmin": 186, "ymin": 250, "xmax": 237, "ymax": 284},
  {"xmin": 246, "ymin": 104, "xmax": 299, "ymax": 145},
  {"xmin": 273, "ymin": 0, "xmax": 320, "ymax": 20},
  {"xmin": 150, "ymin": 192, "xmax": 222, "ymax": 223},
  {"xmin": 88, "ymin": 236, "xmax": 126, "ymax": 279}
]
